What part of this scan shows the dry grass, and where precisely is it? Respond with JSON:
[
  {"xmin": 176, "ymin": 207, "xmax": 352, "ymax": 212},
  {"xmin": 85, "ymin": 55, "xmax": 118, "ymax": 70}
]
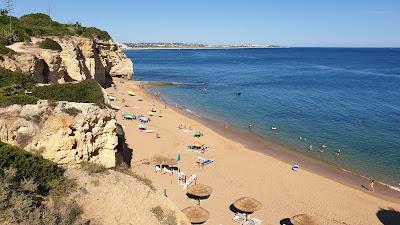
[
  {"xmin": 80, "ymin": 162, "xmax": 108, "ymax": 175},
  {"xmin": 151, "ymin": 206, "xmax": 178, "ymax": 225}
]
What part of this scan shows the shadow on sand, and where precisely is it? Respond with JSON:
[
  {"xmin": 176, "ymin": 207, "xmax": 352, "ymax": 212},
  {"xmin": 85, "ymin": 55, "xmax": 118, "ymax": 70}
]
[
  {"xmin": 279, "ymin": 218, "xmax": 293, "ymax": 225},
  {"xmin": 229, "ymin": 204, "xmax": 254, "ymax": 216},
  {"xmin": 186, "ymin": 193, "xmax": 211, "ymax": 205},
  {"xmin": 377, "ymin": 208, "xmax": 400, "ymax": 225}
]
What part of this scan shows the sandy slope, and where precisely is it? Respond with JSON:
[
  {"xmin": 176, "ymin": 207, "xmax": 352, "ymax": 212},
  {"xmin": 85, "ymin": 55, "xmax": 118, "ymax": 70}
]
[
  {"xmin": 66, "ymin": 169, "xmax": 189, "ymax": 225},
  {"xmin": 106, "ymin": 78, "xmax": 400, "ymax": 225}
]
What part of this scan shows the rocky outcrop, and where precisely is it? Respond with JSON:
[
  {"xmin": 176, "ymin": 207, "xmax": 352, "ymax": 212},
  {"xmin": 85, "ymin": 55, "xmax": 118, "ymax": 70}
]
[
  {"xmin": 0, "ymin": 36, "xmax": 133, "ymax": 85},
  {"xmin": 0, "ymin": 100, "xmax": 118, "ymax": 168}
]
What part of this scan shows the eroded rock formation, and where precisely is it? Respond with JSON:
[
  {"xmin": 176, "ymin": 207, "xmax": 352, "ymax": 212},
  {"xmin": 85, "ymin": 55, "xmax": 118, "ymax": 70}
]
[
  {"xmin": 0, "ymin": 36, "xmax": 133, "ymax": 85},
  {"xmin": 0, "ymin": 100, "xmax": 118, "ymax": 168}
]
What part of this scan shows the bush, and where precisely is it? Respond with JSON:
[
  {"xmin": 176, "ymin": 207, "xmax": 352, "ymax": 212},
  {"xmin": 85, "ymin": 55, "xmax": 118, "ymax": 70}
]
[
  {"xmin": 0, "ymin": 169, "xmax": 82, "ymax": 225},
  {"xmin": 38, "ymin": 38, "xmax": 62, "ymax": 51},
  {"xmin": 19, "ymin": 13, "xmax": 52, "ymax": 27},
  {"xmin": 0, "ymin": 68, "xmax": 104, "ymax": 107},
  {"xmin": 81, "ymin": 27, "xmax": 111, "ymax": 41},
  {"xmin": 0, "ymin": 67, "xmax": 36, "ymax": 90},
  {"xmin": 0, "ymin": 95, "xmax": 38, "ymax": 107},
  {"xmin": 33, "ymin": 79, "xmax": 104, "ymax": 104},
  {"xmin": 0, "ymin": 141, "xmax": 65, "ymax": 195},
  {"xmin": 0, "ymin": 44, "xmax": 13, "ymax": 55}
]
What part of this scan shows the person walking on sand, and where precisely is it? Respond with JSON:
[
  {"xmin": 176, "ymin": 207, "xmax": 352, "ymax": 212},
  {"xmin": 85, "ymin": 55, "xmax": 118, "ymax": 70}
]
[{"xmin": 369, "ymin": 180, "xmax": 375, "ymax": 192}]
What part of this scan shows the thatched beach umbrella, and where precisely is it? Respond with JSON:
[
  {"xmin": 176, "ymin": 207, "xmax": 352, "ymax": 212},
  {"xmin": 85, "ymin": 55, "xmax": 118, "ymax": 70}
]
[
  {"xmin": 182, "ymin": 206, "xmax": 210, "ymax": 224},
  {"xmin": 187, "ymin": 184, "xmax": 213, "ymax": 205},
  {"xmin": 233, "ymin": 197, "xmax": 262, "ymax": 213},
  {"xmin": 193, "ymin": 141, "xmax": 203, "ymax": 149},
  {"xmin": 290, "ymin": 214, "xmax": 321, "ymax": 225}
]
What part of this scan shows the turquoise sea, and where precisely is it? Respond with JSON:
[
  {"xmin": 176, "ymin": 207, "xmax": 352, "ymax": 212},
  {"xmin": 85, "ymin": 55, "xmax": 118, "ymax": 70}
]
[{"xmin": 125, "ymin": 48, "xmax": 400, "ymax": 187}]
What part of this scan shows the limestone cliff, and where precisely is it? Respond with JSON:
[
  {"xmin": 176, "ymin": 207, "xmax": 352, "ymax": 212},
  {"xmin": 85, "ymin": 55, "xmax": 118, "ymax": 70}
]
[
  {"xmin": 0, "ymin": 100, "xmax": 118, "ymax": 168},
  {"xmin": 0, "ymin": 36, "xmax": 133, "ymax": 85}
]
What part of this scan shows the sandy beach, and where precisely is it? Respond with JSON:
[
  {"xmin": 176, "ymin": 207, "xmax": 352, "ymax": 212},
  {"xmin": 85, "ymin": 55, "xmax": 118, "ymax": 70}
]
[{"xmin": 106, "ymin": 78, "xmax": 400, "ymax": 225}]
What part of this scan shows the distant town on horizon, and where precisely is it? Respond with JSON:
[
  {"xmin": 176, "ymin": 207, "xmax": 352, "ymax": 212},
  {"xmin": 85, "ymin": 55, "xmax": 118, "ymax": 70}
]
[{"xmin": 123, "ymin": 42, "xmax": 285, "ymax": 49}]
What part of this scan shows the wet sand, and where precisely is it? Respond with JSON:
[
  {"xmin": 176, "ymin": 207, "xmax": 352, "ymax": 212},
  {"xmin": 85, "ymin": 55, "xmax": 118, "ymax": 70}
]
[{"xmin": 106, "ymin": 78, "xmax": 400, "ymax": 225}]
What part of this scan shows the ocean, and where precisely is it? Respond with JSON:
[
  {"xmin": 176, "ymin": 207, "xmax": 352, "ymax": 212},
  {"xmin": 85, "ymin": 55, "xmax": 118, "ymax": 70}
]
[{"xmin": 125, "ymin": 48, "xmax": 400, "ymax": 187}]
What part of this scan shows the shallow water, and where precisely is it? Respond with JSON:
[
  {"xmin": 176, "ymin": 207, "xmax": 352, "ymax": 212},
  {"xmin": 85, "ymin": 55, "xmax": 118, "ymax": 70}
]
[{"xmin": 126, "ymin": 48, "xmax": 400, "ymax": 186}]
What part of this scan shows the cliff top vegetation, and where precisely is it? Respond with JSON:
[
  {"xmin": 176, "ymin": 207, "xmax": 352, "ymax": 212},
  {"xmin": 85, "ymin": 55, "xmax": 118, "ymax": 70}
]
[{"xmin": 0, "ymin": 12, "xmax": 111, "ymax": 55}]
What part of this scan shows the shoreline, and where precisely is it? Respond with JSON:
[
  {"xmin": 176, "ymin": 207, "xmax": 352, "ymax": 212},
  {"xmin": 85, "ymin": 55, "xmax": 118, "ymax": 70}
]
[
  {"xmin": 143, "ymin": 85, "xmax": 400, "ymax": 202},
  {"xmin": 107, "ymin": 78, "xmax": 400, "ymax": 224}
]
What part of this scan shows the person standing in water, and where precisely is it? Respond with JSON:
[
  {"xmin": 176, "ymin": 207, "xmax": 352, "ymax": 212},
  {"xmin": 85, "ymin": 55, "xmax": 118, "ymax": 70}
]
[
  {"xmin": 319, "ymin": 145, "xmax": 325, "ymax": 153},
  {"xmin": 369, "ymin": 180, "xmax": 375, "ymax": 192},
  {"xmin": 336, "ymin": 149, "xmax": 341, "ymax": 157}
]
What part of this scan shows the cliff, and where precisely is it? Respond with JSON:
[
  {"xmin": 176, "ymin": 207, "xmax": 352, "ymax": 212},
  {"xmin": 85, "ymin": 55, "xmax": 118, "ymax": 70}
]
[
  {"xmin": 0, "ymin": 36, "xmax": 133, "ymax": 85},
  {"xmin": 0, "ymin": 100, "xmax": 118, "ymax": 168}
]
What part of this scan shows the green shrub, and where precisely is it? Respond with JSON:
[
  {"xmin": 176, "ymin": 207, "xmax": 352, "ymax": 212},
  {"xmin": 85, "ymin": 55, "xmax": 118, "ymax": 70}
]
[
  {"xmin": 0, "ymin": 68, "xmax": 104, "ymax": 106},
  {"xmin": 0, "ymin": 141, "xmax": 65, "ymax": 195},
  {"xmin": 81, "ymin": 27, "xmax": 111, "ymax": 41},
  {"xmin": 38, "ymin": 38, "xmax": 62, "ymax": 51},
  {"xmin": 0, "ymin": 95, "xmax": 38, "ymax": 107},
  {"xmin": 0, "ymin": 67, "xmax": 36, "ymax": 89},
  {"xmin": 33, "ymin": 79, "xmax": 104, "ymax": 104},
  {"xmin": 0, "ymin": 44, "xmax": 13, "ymax": 55},
  {"xmin": 19, "ymin": 13, "xmax": 52, "ymax": 27},
  {"xmin": 13, "ymin": 28, "xmax": 31, "ymax": 42},
  {"xmin": 0, "ymin": 168, "xmax": 82, "ymax": 225}
]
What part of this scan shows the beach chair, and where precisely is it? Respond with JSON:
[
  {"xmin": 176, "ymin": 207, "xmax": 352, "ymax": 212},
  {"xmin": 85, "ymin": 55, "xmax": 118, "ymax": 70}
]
[
  {"xmin": 233, "ymin": 213, "xmax": 246, "ymax": 224},
  {"xmin": 244, "ymin": 218, "xmax": 262, "ymax": 225},
  {"xmin": 155, "ymin": 165, "xmax": 161, "ymax": 173}
]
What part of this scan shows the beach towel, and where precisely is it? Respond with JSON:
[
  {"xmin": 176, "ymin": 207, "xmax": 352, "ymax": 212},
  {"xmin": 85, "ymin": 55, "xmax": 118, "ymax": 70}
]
[{"xmin": 201, "ymin": 159, "xmax": 214, "ymax": 166}]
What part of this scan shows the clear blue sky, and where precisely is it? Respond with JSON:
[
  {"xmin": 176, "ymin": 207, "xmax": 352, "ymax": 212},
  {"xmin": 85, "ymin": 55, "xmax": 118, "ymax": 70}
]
[{"xmin": 7, "ymin": 0, "xmax": 400, "ymax": 47}]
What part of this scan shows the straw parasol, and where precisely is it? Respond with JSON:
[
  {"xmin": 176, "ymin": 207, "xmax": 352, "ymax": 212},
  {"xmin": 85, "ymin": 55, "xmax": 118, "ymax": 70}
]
[
  {"xmin": 187, "ymin": 184, "xmax": 213, "ymax": 197},
  {"xmin": 233, "ymin": 197, "xmax": 262, "ymax": 213},
  {"xmin": 193, "ymin": 141, "xmax": 203, "ymax": 148},
  {"xmin": 187, "ymin": 184, "xmax": 213, "ymax": 205},
  {"xmin": 182, "ymin": 206, "xmax": 210, "ymax": 224},
  {"xmin": 290, "ymin": 214, "xmax": 321, "ymax": 225}
]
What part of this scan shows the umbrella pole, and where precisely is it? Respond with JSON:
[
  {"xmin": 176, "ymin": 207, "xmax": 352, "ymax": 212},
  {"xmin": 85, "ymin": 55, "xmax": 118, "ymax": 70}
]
[{"xmin": 198, "ymin": 199, "xmax": 200, "ymax": 206}]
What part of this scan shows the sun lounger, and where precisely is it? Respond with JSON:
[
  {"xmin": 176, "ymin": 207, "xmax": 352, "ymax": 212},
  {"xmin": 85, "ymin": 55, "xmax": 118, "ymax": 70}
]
[
  {"xmin": 155, "ymin": 165, "xmax": 161, "ymax": 173},
  {"xmin": 233, "ymin": 213, "xmax": 246, "ymax": 224},
  {"xmin": 244, "ymin": 218, "xmax": 262, "ymax": 225}
]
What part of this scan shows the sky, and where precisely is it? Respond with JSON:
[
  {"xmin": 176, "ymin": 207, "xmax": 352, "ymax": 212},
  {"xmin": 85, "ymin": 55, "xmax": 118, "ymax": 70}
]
[{"xmin": 6, "ymin": 0, "xmax": 400, "ymax": 47}]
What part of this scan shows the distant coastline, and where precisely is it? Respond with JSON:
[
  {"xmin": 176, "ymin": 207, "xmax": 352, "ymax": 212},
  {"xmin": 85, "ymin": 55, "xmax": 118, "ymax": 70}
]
[{"xmin": 123, "ymin": 42, "xmax": 287, "ymax": 50}]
